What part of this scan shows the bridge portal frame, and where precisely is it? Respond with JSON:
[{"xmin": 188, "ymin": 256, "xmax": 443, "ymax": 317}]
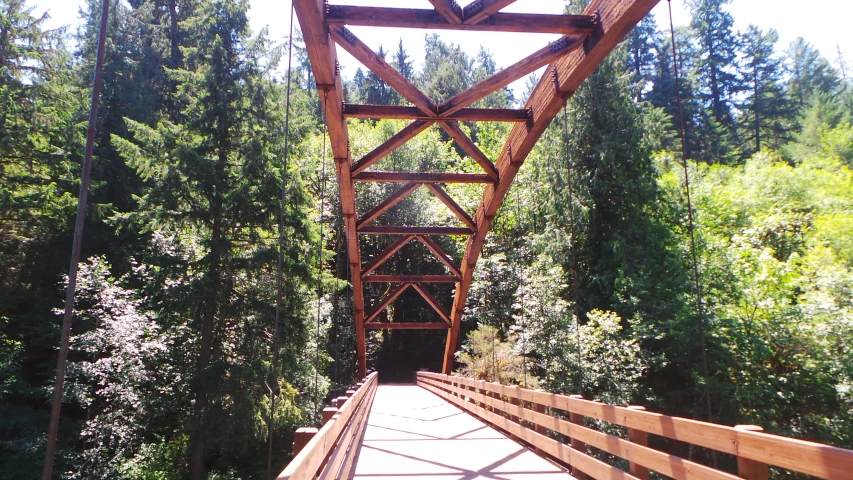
[{"xmin": 294, "ymin": 0, "xmax": 660, "ymax": 377}]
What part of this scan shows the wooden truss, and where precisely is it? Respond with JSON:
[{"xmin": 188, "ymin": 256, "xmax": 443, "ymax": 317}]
[{"xmin": 294, "ymin": 0, "xmax": 659, "ymax": 376}]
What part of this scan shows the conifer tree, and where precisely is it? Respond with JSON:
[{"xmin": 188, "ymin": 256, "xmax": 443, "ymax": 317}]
[{"xmin": 738, "ymin": 25, "xmax": 791, "ymax": 154}]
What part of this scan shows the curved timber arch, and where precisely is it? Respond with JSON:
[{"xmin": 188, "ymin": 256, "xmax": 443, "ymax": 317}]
[{"xmin": 294, "ymin": 0, "xmax": 660, "ymax": 377}]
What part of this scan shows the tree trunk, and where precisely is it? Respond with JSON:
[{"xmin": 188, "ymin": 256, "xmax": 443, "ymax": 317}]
[{"xmin": 190, "ymin": 148, "xmax": 227, "ymax": 480}]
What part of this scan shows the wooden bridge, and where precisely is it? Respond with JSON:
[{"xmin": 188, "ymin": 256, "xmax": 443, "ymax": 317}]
[
  {"xmin": 278, "ymin": 372, "xmax": 852, "ymax": 479},
  {"xmin": 282, "ymin": 1, "xmax": 853, "ymax": 478}
]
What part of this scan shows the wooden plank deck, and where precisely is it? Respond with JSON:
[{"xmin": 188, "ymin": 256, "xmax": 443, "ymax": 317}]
[{"xmin": 353, "ymin": 385, "xmax": 575, "ymax": 479}]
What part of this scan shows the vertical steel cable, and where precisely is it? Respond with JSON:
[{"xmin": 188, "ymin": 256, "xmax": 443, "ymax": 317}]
[
  {"xmin": 563, "ymin": 105, "xmax": 583, "ymax": 393},
  {"xmin": 267, "ymin": 3, "xmax": 296, "ymax": 477},
  {"xmin": 315, "ymin": 91, "xmax": 329, "ymax": 422},
  {"xmin": 42, "ymin": 1, "xmax": 111, "ymax": 478},
  {"xmin": 667, "ymin": 0, "xmax": 715, "ymax": 438}
]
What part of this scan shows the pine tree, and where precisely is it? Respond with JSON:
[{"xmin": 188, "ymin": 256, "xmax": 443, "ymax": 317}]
[
  {"xmin": 785, "ymin": 37, "xmax": 840, "ymax": 108},
  {"xmin": 626, "ymin": 15, "xmax": 659, "ymax": 101},
  {"xmin": 389, "ymin": 39, "xmax": 414, "ymax": 105},
  {"xmin": 114, "ymin": 0, "xmax": 317, "ymax": 476},
  {"xmin": 738, "ymin": 25, "xmax": 791, "ymax": 155},
  {"xmin": 687, "ymin": 0, "xmax": 741, "ymax": 128}
]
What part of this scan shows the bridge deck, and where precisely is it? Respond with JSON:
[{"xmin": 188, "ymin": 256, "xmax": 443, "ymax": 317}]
[{"xmin": 353, "ymin": 385, "xmax": 574, "ymax": 479}]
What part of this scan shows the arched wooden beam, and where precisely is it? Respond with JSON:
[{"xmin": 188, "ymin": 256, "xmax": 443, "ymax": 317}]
[{"xmin": 442, "ymin": 0, "xmax": 662, "ymax": 373}]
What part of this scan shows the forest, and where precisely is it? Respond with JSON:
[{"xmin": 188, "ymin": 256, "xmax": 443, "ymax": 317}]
[{"xmin": 1, "ymin": 0, "xmax": 852, "ymax": 478}]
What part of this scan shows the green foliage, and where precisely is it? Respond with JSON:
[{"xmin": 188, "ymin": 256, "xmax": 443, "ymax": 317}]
[{"xmin": 456, "ymin": 325, "xmax": 534, "ymax": 387}]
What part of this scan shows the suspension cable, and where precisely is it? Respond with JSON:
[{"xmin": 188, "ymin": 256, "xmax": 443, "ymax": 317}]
[
  {"xmin": 42, "ymin": 2, "xmax": 111, "ymax": 478},
  {"xmin": 563, "ymin": 104, "xmax": 584, "ymax": 393},
  {"xmin": 666, "ymin": 0, "xmax": 714, "ymax": 430},
  {"xmin": 315, "ymin": 90, "xmax": 329, "ymax": 422},
  {"xmin": 267, "ymin": 3, "xmax": 296, "ymax": 477},
  {"xmin": 515, "ymin": 185, "xmax": 527, "ymax": 387}
]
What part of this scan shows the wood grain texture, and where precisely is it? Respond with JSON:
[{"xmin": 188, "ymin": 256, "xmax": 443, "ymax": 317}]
[
  {"xmin": 277, "ymin": 372, "xmax": 378, "ymax": 480},
  {"xmin": 343, "ymin": 104, "xmax": 530, "ymax": 122},
  {"xmin": 353, "ymin": 171, "xmax": 493, "ymax": 184},
  {"xmin": 293, "ymin": 0, "xmax": 367, "ymax": 375},
  {"xmin": 442, "ymin": 0, "xmax": 661, "ymax": 374},
  {"xmin": 326, "ymin": 6, "xmax": 596, "ymax": 35}
]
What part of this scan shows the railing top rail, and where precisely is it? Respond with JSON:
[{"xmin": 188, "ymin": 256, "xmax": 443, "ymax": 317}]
[
  {"xmin": 277, "ymin": 372, "xmax": 378, "ymax": 480},
  {"xmin": 417, "ymin": 372, "xmax": 853, "ymax": 480}
]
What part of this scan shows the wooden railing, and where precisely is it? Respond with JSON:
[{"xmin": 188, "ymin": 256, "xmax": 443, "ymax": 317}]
[
  {"xmin": 277, "ymin": 372, "xmax": 378, "ymax": 480},
  {"xmin": 417, "ymin": 372, "xmax": 853, "ymax": 480}
]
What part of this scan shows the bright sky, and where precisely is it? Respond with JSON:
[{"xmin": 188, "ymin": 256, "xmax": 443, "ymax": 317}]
[{"xmin": 34, "ymin": 0, "xmax": 853, "ymax": 92}]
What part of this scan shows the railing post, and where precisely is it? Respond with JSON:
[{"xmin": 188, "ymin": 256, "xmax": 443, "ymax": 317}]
[
  {"xmin": 627, "ymin": 406, "xmax": 650, "ymax": 480},
  {"xmin": 568, "ymin": 395, "xmax": 590, "ymax": 480},
  {"xmin": 293, "ymin": 427, "xmax": 318, "ymax": 456},
  {"xmin": 534, "ymin": 389, "xmax": 547, "ymax": 456},
  {"xmin": 345, "ymin": 388, "xmax": 356, "ymax": 398},
  {"xmin": 735, "ymin": 425, "xmax": 770, "ymax": 480},
  {"xmin": 322, "ymin": 407, "xmax": 338, "ymax": 425},
  {"xmin": 335, "ymin": 396, "xmax": 348, "ymax": 408}
]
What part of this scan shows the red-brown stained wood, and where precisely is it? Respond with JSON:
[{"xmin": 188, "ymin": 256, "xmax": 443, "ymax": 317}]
[
  {"xmin": 353, "ymin": 172, "xmax": 493, "ymax": 184},
  {"xmin": 343, "ymin": 104, "xmax": 530, "ymax": 122},
  {"xmin": 416, "ymin": 235, "xmax": 462, "ymax": 278},
  {"xmin": 362, "ymin": 275, "xmax": 460, "ymax": 283},
  {"xmin": 357, "ymin": 183, "xmax": 420, "ymax": 228},
  {"xmin": 463, "ymin": 0, "xmax": 518, "ymax": 24},
  {"xmin": 351, "ymin": 120, "xmax": 432, "ymax": 176},
  {"xmin": 427, "ymin": 0, "xmax": 463, "ymax": 24},
  {"xmin": 294, "ymin": 0, "xmax": 367, "ymax": 376},
  {"xmin": 438, "ymin": 34, "xmax": 587, "ymax": 116},
  {"xmin": 358, "ymin": 226, "xmax": 473, "ymax": 236},
  {"xmin": 364, "ymin": 322, "xmax": 451, "ymax": 330},
  {"xmin": 329, "ymin": 26, "xmax": 435, "ymax": 114},
  {"xmin": 411, "ymin": 283, "xmax": 452, "ymax": 324},
  {"xmin": 442, "ymin": 0, "xmax": 662, "ymax": 374},
  {"xmin": 425, "ymin": 184, "xmax": 477, "ymax": 231},
  {"xmin": 437, "ymin": 121, "xmax": 499, "ymax": 180},
  {"xmin": 326, "ymin": 6, "xmax": 596, "ymax": 35},
  {"xmin": 364, "ymin": 282, "xmax": 413, "ymax": 323},
  {"xmin": 360, "ymin": 235, "xmax": 416, "ymax": 278}
]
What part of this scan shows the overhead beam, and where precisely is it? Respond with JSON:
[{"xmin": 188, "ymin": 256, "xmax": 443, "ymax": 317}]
[
  {"xmin": 365, "ymin": 322, "xmax": 450, "ymax": 330},
  {"xmin": 326, "ymin": 6, "xmax": 597, "ymax": 35},
  {"xmin": 361, "ymin": 235, "xmax": 416, "ymax": 278},
  {"xmin": 343, "ymin": 104, "xmax": 531, "ymax": 122},
  {"xmin": 463, "ymin": 0, "xmax": 518, "ymax": 24},
  {"xmin": 442, "ymin": 0, "xmax": 662, "ymax": 374},
  {"xmin": 412, "ymin": 283, "xmax": 452, "ymax": 325},
  {"xmin": 438, "ymin": 34, "xmax": 587, "ymax": 116},
  {"xmin": 329, "ymin": 26, "xmax": 435, "ymax": 115},
  {"xmin": 437, "ymin": 121, "xmax": 499, "ymax": 180},
  {"xmin": 351, "ymin": 120, "xmax": 432, "ymax": 176},
  {"xmin": 358, "ymin": 226, "xmax": 473, "ymax": 236},
  {"xmin": 294, "ymin": 0, "xmax": 368, "ymax": 376},
  {"xmin": 427, "ymin": 0, "xmax": 463, "ymax": 24},
  {"xmin": 363, "ymin": 275, "xmax": 460, "ymax": 283},
  {"xmin": 425, "ymin": 184, "xmax": 477, "ymax": 231},
  {"xmin": 357, "ymin": 183, "xmax": 420, "ymax": 228},
  {"xmin": 416, "ymin": 235, "xmax": 462, "ymax": 278},
  {"xmin": 353, "ymin": 172, "xmax": 493, "ymax": 184},
  {"xmin": 364, "ymin": 282, "xmax": 413, "ymax": 323}
]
